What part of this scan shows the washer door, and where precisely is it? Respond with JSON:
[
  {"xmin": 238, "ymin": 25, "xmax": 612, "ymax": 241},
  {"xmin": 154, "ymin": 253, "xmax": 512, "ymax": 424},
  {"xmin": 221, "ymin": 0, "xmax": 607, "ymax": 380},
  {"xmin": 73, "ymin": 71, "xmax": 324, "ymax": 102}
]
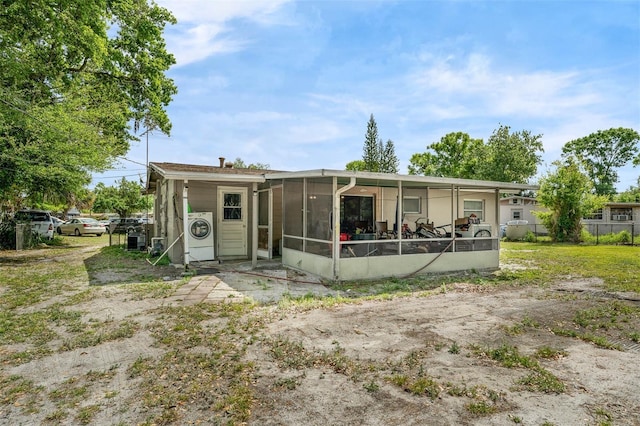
[{"xmin": 190, "ymin": 219, "xmax": 211, "ymax": 240}]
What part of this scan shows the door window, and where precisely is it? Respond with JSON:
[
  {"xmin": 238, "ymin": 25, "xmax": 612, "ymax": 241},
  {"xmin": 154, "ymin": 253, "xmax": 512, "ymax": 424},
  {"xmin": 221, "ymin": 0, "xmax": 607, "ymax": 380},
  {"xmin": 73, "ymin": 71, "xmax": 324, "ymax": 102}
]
[{"xmin": 223, "ymin": 193, "xmax": 242, "ymax": 220}]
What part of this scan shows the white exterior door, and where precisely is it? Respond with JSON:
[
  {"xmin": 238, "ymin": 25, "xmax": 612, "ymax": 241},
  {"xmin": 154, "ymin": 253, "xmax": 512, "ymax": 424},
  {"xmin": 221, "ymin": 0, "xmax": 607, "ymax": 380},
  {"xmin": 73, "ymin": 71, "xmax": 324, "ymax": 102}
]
[{"xmin": 217, "ymin": 187, "xmax": 247, "ymax": 257}]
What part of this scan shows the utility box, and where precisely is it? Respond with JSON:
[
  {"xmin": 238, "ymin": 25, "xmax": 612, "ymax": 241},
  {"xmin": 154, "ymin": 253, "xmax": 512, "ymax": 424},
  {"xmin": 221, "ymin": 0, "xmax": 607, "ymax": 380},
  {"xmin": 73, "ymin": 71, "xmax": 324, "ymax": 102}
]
[{"xmin": 127, "ymin": 233, "xmax": 146, "ymax": 251}]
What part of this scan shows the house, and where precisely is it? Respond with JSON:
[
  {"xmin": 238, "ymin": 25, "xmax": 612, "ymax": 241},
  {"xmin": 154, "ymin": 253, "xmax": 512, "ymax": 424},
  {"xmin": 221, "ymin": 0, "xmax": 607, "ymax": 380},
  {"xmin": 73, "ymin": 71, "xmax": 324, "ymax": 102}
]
[
  {"xmin": 499, "ymin": 195, "xmax": 548, "ymax": 234},
  {"xmin": 583, "ymin": 202, "xmax": 640, "ymax": 235},
  {"xmin": 499, "ymin": 196, "xmax": 640, "ymax": 237},
  {"xmin": 147, "ymin": 160, "xmax": 537, "ymax": 281}
]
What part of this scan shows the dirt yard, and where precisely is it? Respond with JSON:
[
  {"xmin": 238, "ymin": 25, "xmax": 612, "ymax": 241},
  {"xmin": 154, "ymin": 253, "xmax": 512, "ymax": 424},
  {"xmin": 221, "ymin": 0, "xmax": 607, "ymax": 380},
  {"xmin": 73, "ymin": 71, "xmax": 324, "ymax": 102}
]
[
  {"xmin": 248, "ymin": 282, "xmax": 640, "ymax": 425},
  {"xmin": 1, "ymin": 241, "xmax": 639, "ymax": 425}
]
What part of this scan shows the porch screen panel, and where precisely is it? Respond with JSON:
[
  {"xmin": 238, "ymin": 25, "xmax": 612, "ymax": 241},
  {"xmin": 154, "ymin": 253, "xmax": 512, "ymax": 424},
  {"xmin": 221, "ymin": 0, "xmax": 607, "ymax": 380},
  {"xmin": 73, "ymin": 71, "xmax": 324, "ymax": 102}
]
[
  {"xmin": 306, "ymin": 178, "xmax": 333, "ymax": 241},
  {"xmin": 258, "ymin": 191, "xmax": 269, "ymax": 250},
  {"xmin": 283, "ymin": 179, "xmax": 303, "ymax": 237}
]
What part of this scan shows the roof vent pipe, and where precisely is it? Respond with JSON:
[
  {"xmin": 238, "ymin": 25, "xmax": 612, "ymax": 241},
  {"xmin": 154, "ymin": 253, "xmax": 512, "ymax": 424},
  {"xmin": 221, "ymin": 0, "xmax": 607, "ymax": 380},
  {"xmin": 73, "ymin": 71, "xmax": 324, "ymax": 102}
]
[{"xmin": 218, "ymin": 157, "xmax": 225, "ymax": 168}]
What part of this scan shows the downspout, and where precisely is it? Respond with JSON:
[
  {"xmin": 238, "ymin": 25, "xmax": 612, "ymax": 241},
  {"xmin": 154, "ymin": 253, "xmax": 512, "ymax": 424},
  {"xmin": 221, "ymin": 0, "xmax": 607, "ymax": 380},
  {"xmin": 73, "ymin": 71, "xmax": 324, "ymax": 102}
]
[
  {"xmin": 183, "ymin": 180, "xmax": 190, "ymax": 270},
  {"xmin": 332, "ymin": 177, "xmax": 356, "ymax": 280}
]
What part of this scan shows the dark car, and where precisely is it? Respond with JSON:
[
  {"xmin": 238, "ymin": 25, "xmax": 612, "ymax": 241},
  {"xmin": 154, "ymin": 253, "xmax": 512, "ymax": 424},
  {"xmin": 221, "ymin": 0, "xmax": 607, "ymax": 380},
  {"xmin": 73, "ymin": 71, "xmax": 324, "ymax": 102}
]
[{"xmin": 108, "ymin": 218, "xmax": 144, "ymax": 234}]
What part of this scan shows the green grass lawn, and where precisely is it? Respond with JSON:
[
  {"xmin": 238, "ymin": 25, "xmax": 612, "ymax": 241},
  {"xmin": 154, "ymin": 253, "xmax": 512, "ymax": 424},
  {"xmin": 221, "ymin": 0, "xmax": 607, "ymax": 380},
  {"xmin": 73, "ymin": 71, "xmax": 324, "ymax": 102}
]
[{"xmin": 499, "ymin": 241, "xmax": 640, "ymax": 293}]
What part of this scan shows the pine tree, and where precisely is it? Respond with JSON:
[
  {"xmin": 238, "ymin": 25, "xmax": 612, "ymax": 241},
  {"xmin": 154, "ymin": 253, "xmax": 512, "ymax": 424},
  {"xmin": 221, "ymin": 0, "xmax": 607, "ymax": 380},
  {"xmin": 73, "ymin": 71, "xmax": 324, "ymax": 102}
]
[
  {"xmin": 363, "ymin": 114, "xmax": 380, "ymax": 172},
  {"xmin": 380, "ymin": 139, "xmax": 400, "ymax": 173}
]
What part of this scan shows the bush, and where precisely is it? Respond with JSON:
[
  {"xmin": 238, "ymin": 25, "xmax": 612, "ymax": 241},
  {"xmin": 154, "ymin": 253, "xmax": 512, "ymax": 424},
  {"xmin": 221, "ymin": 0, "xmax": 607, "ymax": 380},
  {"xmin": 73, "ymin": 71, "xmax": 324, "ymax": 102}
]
[
  {"xmin": 523, "ymin": 230, "xmax": 537, "ymax": 242},
  {"xmin": 0, "ymin": 220, "xmax": 49, "ymax": 249},
  {"xmin": 0, "ymin": 219, "xmax": 17, "ymax": 249},
  {"xmin": 581, "ymin": 228, "xmax": 634, "ymax": 245}
]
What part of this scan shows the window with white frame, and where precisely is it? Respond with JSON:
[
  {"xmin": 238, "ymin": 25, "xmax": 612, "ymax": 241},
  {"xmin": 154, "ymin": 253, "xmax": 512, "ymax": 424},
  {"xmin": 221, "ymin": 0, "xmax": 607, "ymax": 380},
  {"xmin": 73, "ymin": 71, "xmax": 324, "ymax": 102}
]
[
  {"xmin": 463, "ymin": 199, "xmax": 484, "ymax": 221},
  {"xmin": 403, "ymin": 196, "xmax": 421, "ymax": 214},
  {"xmin": 511, "ymin": 209, "xmax": 523, "ymax": 220}
]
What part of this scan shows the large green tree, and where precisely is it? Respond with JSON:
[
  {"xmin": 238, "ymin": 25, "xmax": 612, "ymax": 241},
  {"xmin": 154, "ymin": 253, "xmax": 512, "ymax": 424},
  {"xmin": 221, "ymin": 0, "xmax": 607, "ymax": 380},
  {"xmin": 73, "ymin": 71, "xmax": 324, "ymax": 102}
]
[
  {"xmin": 93, "ymin": 178, "xmax": 151, "ymax": 218},
  {"xmin": 362, "ymin": 114, "xmax": 381, "ymax": 172},
  {"xmin": 535, "ymin": 160, "xmax": 607, "ymax": 242},
  {"xmin": 380, "ymin": 139, "xmax": 400, "ymax": 174},
  {"xmin": 561, "ymin": 127, "xmax": 640, "ymax": 196},
  {"xmin": 409, "ymin": 126, "xmax": 543, "ymax": 183},
  {"xmin": 348, "ymin": 114, "xmax": 399, "ymax": 173},
  {"xmin": 478, "ymin": 125, "xmax": 544, "ymax": 183},
  {"xmin": 408, "ymin": 132, "xmax": 483, "ymax": 178},
  {"xmin": 0, "ymin": 0, "xmax": 177, "ymax": 208}
]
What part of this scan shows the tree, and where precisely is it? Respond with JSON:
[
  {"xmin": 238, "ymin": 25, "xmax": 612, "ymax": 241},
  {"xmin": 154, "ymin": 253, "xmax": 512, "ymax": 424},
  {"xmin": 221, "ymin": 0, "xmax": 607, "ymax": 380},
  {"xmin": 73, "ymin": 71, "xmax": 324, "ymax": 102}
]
[
  {"xmin": 408, "ymin": 126, "xmax": 543, "ymax": 183},
  {"xmin": 561, "ymin": 128, "xmax": 640, "ymax": 196},
  {"xmin": 93, "ymin": 178, "xmax": 150, "ymax": 218},
  {"xmin": 408, "ymin": 132, "xmax": 484, "ymax": 178},
  {"xmin": 363, "ymin": 114, "xmax": 381, "ymax": 172},
  {"xmin": 535, "ymin": 160, "xmax": 607, "ymax": 242},
  {"xmin": 614, "ymin": 177, "xmax": 640, "ymax": 203},
  {"xmin": 232, "ymin": 158, "xmax": 270, "ymax": 170},
  {"xmin": 0, "ymin": 0, "xmax": 177, "ymax": 209},
  {"xmin": 478, "ymin": 125, "xmax": 544, "ymax": 183},
  {"xmin": 348, "ymin": 114, "xmax": 399, "ymax": 173},
  {"xmin": 380, "ymin": 139, "xmax": 400, "ymax": 174},
  {"xmin": 345, "ymin": 160, "xmax": 366, "ymax": 171}
]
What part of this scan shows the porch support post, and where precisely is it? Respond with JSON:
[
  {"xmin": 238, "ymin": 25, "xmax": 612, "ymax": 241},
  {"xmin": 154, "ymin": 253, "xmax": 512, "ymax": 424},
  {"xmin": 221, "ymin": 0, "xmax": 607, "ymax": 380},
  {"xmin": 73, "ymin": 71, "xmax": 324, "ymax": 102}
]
[
  {"xmin": 183, "ymin": 180, "xmax": 189, "ymax": 269},
  {"xmin": 495, "ymin": 188, "xmax": 500, "ymax": 245},
  {"xmin": 333, "ymin": 176, "xmax": 356, "ymax": 280},
  {"xmin": 397, "ymin": 180, "xmax": 403, "ymax": 254},
  {"xmin": 252, "ymin": 182, "xmax": 258, "ymax": 268},
  {"xmin": 452, "ymin": 185, "xmax": 456, "ymax": 252}
]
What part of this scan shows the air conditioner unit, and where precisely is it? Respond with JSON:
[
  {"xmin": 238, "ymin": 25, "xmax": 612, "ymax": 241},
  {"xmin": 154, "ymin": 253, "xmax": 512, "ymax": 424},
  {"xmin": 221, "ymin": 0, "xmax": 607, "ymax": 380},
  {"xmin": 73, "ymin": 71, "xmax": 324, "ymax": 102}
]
[{"xmin": 612, "ymin": 215, "xmax": 629, "ymax": 221}]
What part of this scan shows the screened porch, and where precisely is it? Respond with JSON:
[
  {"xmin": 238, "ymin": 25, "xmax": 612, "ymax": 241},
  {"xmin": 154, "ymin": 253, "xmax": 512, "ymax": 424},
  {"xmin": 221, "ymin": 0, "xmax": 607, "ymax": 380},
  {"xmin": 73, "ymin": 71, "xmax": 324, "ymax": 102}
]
[{"xmin": 267, "ymin": 170, "xmax": 536, "ymax": 281}]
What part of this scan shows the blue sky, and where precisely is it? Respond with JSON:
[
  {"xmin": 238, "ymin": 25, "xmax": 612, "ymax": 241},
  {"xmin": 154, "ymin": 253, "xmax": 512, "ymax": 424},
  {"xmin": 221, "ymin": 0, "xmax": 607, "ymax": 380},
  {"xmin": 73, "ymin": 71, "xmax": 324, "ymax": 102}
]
[{"xmin": 94, "ymin": 0, "xmax": 640, "ymax": 191}]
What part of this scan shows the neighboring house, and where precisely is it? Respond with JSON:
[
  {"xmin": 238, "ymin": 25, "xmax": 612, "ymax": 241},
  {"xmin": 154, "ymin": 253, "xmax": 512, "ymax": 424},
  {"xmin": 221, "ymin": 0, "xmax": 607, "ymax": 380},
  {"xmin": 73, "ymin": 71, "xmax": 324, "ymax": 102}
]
[
  {"xmin": 499, "ymin": 196, "xmax": 548, "ymax": 234},
  {"xmin": 499, "ymin": 196, "xmax": 640, "ymax": 237},
  {"xmin": 147, "ymin": 160, "xmax": 537, "ymax": 281},
  {"xmin": 583, "ymin": 202, "xmax": 640, "ymax": 235}
]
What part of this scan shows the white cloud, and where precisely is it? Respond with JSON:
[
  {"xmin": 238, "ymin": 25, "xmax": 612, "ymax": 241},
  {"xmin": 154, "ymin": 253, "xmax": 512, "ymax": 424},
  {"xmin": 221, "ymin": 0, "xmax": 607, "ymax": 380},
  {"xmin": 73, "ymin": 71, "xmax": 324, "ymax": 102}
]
[
  {"xmin": 410, "ymin": 53, "xmax": 602, "ymax": 119},
  {"xmin": 157, "ymin": 0, "xmax": 293, "ymax": 66}
]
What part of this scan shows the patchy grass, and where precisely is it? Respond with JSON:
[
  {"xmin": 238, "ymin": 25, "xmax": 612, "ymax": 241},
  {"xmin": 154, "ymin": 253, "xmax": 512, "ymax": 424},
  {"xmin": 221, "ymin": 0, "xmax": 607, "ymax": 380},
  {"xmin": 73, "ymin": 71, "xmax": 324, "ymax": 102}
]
[
  {"xmin": 470, "ymin": 344, "xmax": 565, "ymax": 394},
  {"xmin": 545, "ymin": 301, "xmax": 639, "ymax": 350},
  {"xmin": 500, "ymin": 242, "xmax": 640, "ymax": 293},
  {"xmin": 129, "ymin": 301, "xmax": 264, "ymax": 425},
  {"xmin": 2, "ymin": 234, "xmax": 639, "ymax": 424}
]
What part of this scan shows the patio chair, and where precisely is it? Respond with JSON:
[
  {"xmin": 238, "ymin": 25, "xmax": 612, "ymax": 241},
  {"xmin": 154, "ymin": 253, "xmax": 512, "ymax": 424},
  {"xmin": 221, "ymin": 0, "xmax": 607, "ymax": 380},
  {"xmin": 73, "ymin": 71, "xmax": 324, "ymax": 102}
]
[{"xmin": 375, "ymin": 221, "xmax": 389, "ymax": 239}]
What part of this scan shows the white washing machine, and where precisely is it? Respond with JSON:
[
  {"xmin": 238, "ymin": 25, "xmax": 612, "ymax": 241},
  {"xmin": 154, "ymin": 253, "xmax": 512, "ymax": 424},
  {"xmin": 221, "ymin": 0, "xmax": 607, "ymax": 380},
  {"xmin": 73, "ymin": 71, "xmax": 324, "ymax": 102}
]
[{"xmin": 188, "ymin": 212, "xmax": 215, "ymax": 261}]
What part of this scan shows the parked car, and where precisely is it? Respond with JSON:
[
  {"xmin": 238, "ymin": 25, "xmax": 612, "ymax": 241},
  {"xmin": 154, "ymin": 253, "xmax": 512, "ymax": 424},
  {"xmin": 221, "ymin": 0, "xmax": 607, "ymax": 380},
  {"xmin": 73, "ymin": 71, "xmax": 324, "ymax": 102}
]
[
  {"xmin": 108, "ymin": 217, "xmax": 144, "ymax": 234},
  {"xmin": 14, "ymin": 209, "xmax": 54, "ymax": 240},
  {"xmin": 57, "ymin": 218, "xmax": 106, "ymax": 236},
  {"xmin": 51, "ymin": 217, "xmax": 65, "ymax": 229}
]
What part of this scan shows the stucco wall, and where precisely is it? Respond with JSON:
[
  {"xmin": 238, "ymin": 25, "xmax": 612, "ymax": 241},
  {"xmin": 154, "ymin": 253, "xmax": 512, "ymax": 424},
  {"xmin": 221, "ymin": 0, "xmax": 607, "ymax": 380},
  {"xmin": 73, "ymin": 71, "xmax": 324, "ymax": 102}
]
[{"xmin": 282, "ymin": 248, "xmax": 499, "ymax": 281}]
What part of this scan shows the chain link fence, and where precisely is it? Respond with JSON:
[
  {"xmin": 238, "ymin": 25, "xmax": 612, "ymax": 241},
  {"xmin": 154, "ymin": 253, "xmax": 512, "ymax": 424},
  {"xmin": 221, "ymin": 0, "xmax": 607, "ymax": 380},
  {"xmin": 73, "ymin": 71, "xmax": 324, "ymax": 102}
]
[{"xmin": 517, "ymin": 222, "xmax": 638, "ymax": 245}]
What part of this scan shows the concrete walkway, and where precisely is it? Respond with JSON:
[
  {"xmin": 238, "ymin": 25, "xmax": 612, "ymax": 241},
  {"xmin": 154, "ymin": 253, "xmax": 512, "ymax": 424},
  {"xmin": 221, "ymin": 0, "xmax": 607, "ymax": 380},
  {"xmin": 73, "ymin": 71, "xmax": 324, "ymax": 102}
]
[{"xmin": 163, "ymin": 260, "xmax": 335, "ymax": 306}]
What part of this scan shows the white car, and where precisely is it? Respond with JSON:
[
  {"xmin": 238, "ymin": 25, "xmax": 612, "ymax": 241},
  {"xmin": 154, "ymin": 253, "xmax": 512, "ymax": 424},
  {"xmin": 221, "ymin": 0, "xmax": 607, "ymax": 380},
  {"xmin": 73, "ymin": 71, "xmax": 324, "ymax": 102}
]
[
  {"xmin": 57, "ymin": 218, "xmax": 106, "ymax": 236},
  {"xmin": 15, "ymin": 209, "xmax": 54, "ymax": 240}
]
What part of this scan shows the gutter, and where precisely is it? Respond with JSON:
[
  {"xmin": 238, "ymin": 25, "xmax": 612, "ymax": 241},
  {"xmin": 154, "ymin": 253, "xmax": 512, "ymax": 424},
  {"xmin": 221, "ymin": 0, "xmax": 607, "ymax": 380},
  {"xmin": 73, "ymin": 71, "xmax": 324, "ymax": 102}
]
[{"xmin": 332, "ymin": 177, "xmax": 356, "ymax": 280}]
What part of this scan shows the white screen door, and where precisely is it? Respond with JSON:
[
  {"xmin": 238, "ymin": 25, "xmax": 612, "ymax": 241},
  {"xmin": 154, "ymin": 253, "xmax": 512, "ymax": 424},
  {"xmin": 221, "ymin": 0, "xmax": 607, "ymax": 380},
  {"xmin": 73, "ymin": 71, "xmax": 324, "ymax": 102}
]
[{"xmin": 217, "ymin": 187, "xmax": 247, "ymax": 257}]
